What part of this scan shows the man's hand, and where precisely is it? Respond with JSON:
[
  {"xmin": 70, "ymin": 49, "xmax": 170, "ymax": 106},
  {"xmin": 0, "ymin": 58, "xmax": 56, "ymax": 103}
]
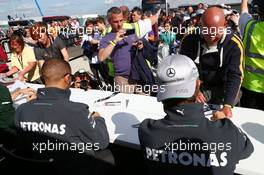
[
  {"xmin": 90, "ymin": 111, "xmax": 101, "ymax": 118},
  {"xmin": 133, "ymin": 40, "xmax": 144, "ymax": 50},
  {"xmin": 210, "ymin": 106, "xmax": 232, "ymax": 121},
  {"xmin": 196, "ymin": 91, "xmax": 206, "ymax": 103},
  {"xmin": 222, "ymin": 105, "xmax": 233, "ymax": 117},
  {"xmin": 21, "ymin": 88, "xmax": 37, "ymax": 101},
  {"xmin": 115, "ymin": 30, "xmax": 126, "ymax": 43},
  {"xmin": 11, "ymin": 87, "xmax": 37, "ymax": 101},
  {"xmin": 211, "ymin": 111, "xmax": 227, "ymax": 121},
  {"xmin": 137, "ymin": 40, "xmax": 144, "ymax": 50},
  {"xmin": 230, "ymin": 13, "xmax": 240, "ymax": 26}
]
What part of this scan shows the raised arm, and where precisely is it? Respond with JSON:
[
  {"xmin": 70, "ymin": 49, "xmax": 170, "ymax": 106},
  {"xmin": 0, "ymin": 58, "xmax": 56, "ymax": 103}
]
[
  {"xmin": 241, "ymin": 0, "xmax": 249, "ymax": 14},
  {"xmin": 149, "ymin": 9, "xmax": 161, "ymax": 25}
]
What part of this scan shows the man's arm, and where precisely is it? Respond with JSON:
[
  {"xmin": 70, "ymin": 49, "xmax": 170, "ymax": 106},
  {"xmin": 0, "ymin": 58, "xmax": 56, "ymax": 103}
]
[
  {"xmin": 241, "ymin": 0, "xmax": 249, "ymax": 14},
  {"xmin": 239, "ymin": 0, "xmax": 253, "ymax": 38},
  {"xmin": 224, "ymin": 37, "xmax": 244, "ymax": 114},
  {"xmin": 90, "ymin": 112, "xmax": 109, "ymax": 150},
  {"xmin": 98, "ymin": 44, "xmax": 115, "ymax": 62},
  {"xmin": 98, "ymin": 30, "xmax": 125, "ymax": 62},
  {"xmin": 236, "ymin": 127, "xmax": 254, "ymax": 160},
  {"xmin": 61, "ymin": 48, "xmax": 69, "ymax": 62},
  {"xmin": 78, "ymin": 108, "xmax": 109, "ymax": 150},
  {"xmin": 149, "ymin": 9, "xmax": 161, "ymax": 25}
]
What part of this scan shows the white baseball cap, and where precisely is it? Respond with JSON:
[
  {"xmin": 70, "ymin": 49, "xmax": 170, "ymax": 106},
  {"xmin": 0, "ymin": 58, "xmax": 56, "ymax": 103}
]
[{"xmin": 157, "ymin": 54, "xmax": 199, "ymax": 102}]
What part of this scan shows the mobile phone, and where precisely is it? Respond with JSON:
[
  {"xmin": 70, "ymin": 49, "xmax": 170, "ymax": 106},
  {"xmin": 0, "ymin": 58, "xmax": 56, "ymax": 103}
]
[{"xmin": 124, "ymin": 29, "xmax": 136, "ymax": 36}]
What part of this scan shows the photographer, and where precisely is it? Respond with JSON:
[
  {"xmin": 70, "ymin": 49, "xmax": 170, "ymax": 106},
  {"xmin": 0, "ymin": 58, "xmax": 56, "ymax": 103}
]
[{"xmin": 72, "ymin": 69, "xmax": 99, "ymax": 91}]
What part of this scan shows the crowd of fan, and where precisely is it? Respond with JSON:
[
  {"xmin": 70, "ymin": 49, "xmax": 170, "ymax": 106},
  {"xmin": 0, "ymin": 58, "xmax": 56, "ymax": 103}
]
[
  {"xmin": 0, "ymin": 0, "xmax": 263, "ymax": 174},
  {"xmin": 0, "ymin": 2, "xmax": 262, "ymax": 111}
]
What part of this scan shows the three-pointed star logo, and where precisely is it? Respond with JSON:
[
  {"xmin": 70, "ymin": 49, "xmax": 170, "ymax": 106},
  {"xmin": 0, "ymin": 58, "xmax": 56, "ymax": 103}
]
[{"xmin": 166, "ymin": 68, "xmax": 176, "ymax": 78}]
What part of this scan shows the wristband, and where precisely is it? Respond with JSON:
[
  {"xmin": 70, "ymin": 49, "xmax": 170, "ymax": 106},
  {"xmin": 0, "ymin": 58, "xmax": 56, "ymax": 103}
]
[
  {"xmin": 109, "ymin": 40, "xmax": 117, "ymax": 46},
  {"xmin": 224, "ymin": 104, "xmax": 233, "ymax": 108}
]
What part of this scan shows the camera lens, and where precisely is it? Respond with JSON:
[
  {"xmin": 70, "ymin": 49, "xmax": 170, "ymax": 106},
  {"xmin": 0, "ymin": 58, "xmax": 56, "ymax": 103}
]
[{"xmin": 80, "ymin": 80, "xmax": 89, "ymax": 91}]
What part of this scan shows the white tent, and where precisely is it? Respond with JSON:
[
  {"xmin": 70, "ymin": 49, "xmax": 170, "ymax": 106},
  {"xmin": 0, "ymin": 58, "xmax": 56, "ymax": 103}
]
[{"xmin": 168, "ymin": 0, "xmax": 241, "ymax": 8}]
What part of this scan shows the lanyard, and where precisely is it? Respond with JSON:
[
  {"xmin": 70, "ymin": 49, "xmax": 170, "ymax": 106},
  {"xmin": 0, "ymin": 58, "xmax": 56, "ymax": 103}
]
[
  {"xmin": 17, "ymin": 54, "xmax": 24, "ymax": 70},
  {"xmin": 41, "ymin": 36, "xmax": 54, "ymax": 59}
]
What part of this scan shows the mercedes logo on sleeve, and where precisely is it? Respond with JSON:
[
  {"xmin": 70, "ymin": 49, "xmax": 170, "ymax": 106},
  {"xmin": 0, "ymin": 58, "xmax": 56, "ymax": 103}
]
[{"xmin": 166, "ymin": 68, "xmax": 176, "ymax": 78}]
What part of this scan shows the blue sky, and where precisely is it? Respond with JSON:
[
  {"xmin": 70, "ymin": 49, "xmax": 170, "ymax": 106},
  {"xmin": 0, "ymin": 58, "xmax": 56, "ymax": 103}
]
[{"xmin": 0, "ymin": 0, "xmax": 141, "ymax": 20}]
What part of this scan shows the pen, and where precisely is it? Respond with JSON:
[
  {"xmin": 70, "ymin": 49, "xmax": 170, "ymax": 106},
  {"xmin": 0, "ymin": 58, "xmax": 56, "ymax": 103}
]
[{"xmin": 104, "ymin": 101, "xmax": 121, "ymax": 106}]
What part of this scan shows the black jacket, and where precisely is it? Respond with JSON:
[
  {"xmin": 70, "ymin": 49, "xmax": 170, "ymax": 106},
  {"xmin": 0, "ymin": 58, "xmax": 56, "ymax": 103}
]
[
  {"xmin": 130, "ymin": 38, "xmax": 157, "ymax": 86},
  {"xmin": 180, "ymin": 30, "xmax": 244, "ymax": 106},
  {"xmin": 0, "ymin": 85, "xmax": 16, "ymax": 137},
  {"xmin": 15, "ymin": 87, "xmax": 109, "ymax": 154},
  {"xmin": 138, "ymin": 103, "xmax": 253, "ymax": 175}
]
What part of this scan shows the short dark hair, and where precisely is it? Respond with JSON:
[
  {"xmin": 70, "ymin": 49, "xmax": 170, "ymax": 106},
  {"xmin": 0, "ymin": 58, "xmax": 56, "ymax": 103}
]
[
  {"xmin": 74, "ymin": 71, "xmax": 90, "ymax": 80},
  {"xmin": 107, "ymin": 7, "xmax": 122, "ymax": 21},
  {"xmin": 131, "ymin": 7, "xmax": 143, "ymax": 16},
  {"xmin": 30, "ymin": 22, "xmax": 48, "ymax": 40},
  {"xmin": 41, "ymin": 59, "xmax": 71, "ymax": 83},
  {"xmin": 96, "ymin": 16, "xmax": 106, "ymax": 25},
  {"xmin": 85, "ymin": 19, "xmax": 95, "ymax": 27},
  {"xmin": 144, "ymin": 11, "xmax": 152, "ymax": 18},
  {"xmin": 162, "ymin": 96, "xmax": 196, "ymax": 110},
  {"xmin": 120, "ymin": 6, "xmax": 130, "ymax": 19}
]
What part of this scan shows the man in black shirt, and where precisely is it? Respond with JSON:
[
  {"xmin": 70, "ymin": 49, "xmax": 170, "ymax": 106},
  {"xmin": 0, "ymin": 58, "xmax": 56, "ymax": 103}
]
[
  {"xmin": 139, "ymin": 54, "xmax": 253, "ymax": 175},
  {"xmin": 180, "ymin": 7, "xmax": 244, "ymax": 118},
  {"xmin": 15, "ymin": 59, "xmax": 109, "ymax": 154},
  {"xmin": 30, "ymin": 22, "xmax": 69, "ymax": 68}
]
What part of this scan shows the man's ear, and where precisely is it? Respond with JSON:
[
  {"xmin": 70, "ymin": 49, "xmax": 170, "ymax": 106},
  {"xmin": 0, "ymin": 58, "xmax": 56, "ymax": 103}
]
[
  {"xmin": 224, "ymin": 18, "xmax": 228, "ymax": 27},
  {"xmin": 64, "ymin": 74, "xmax": 71, "ymax": 84}
]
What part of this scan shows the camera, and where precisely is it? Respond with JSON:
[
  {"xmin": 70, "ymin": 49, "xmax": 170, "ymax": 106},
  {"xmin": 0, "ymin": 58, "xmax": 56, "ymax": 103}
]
[
  {"xmin": 13, "ymin": 27, "xmax": 27, "ymax": 37},
  {"xmin": 78, "ymin": 69, "xmax": 89, "ymax": 91},
  {"xmin": 124, "ymin": 29, "xmax": 136, "ymax": 36},
  {"xmin": 73, "ymin": 69, "xmax": 101, "ymax": 90},
  {"xmin": 80, "ymin": 80, "xmax": 89, "ymax": 91}
]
